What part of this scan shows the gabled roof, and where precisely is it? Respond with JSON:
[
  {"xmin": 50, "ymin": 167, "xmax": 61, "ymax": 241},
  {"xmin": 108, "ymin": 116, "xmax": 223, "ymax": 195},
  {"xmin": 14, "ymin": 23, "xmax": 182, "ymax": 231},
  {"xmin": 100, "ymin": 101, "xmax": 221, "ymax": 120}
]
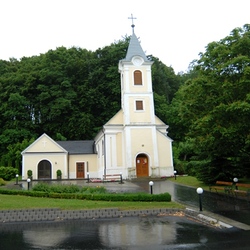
[
  {"xmin": 124, "ymin": 32, "xmax": 149, "ymax": 62},
  {"xmin": 22, "ymin": 133, "xmax": 96, "ymax": 155},
  {"xmin": 56, "ymin": 140, "xmax": 96, "ymax": 154},
  {"xmin": 104, "ymin": 109, "xmax": 123, "ymax": 125},
  {"xmin": 21, "ymin": 133, "xmax": 67, "ymax": 154}
]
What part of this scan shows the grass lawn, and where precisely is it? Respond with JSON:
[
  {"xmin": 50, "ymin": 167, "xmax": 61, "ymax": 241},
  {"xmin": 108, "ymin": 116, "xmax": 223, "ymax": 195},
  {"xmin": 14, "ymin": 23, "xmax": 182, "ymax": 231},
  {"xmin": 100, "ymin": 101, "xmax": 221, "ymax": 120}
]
[
  {"xmin": 0, "ymin": 194, "xmax": 184, "ymax": 210},
  {"xmin": 0, "ymin": 176, "xmax": 216, "ymax": 211},
  {"xmin": 3, "ymin": 176, "xmax": 247, "ymax": 211},
  {"xmin": 169, "ymin": 175, "xmax": 250, "ymax": 189},
  {"xmin": 169, "ymin": 176, "xmax": 209, "ymax": 190}
]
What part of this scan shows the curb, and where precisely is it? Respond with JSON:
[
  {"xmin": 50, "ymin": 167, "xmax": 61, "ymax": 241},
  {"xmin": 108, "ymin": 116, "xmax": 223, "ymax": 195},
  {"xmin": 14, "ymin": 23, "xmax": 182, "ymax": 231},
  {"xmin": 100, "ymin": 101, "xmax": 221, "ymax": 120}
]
[
  {"xmin": 0, "ymin": 207, "xmax": 239, "ymax": 230},
  {"xmin": 185, "ymin": 208, "xmax": 233, "ymax": 229},
  {"xmin": 0, "ymin": 208, "xmax": 183, "ymax": 224}
]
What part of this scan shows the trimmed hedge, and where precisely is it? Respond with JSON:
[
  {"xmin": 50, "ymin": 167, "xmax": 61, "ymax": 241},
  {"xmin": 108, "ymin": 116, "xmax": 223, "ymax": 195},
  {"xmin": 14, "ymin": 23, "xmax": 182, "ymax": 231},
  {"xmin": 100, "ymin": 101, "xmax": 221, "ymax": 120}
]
[
  {"xmin": 0, "ymin": 188, "xmax": 171, "ymax": 202},
  {"xmin": 32, "ymin": 183, "xmax": 107, "ymax": 194}
]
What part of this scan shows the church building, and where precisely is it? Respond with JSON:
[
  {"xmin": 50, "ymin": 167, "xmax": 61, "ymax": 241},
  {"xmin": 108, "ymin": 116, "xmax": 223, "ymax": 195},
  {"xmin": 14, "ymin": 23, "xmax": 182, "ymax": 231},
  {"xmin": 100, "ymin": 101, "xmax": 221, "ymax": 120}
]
[{"xmin": 21, "ymin": 26, "xmax": 174, "ymax": 181}]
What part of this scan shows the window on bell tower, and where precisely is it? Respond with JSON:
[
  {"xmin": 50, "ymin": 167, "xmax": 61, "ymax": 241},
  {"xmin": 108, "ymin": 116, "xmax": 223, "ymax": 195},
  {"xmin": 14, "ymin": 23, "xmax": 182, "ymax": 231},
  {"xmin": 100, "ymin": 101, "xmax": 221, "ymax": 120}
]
[
  {"xmin": 134, "ymin": 70, "xmax": 142, "ymax": 85},
  {"xmin": 136, "ymin": 100, "xmax": 143, "ymax": 110}
]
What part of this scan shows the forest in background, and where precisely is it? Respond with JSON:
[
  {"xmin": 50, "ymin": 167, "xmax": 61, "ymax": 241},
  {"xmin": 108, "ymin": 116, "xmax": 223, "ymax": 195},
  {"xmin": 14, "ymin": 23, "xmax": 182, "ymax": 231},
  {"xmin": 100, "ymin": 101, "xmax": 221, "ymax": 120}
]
[{"xmin": 1, "ymin": 24, "xmax": 250, "ymax": 183}]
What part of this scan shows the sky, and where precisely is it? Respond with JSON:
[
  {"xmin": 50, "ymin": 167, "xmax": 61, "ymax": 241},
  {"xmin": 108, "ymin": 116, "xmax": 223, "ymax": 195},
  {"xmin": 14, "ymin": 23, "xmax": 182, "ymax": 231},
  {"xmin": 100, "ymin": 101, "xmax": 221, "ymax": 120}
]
[{"xmin": 0, "ymin": 0, "xmax": 250, "ymax": 73}]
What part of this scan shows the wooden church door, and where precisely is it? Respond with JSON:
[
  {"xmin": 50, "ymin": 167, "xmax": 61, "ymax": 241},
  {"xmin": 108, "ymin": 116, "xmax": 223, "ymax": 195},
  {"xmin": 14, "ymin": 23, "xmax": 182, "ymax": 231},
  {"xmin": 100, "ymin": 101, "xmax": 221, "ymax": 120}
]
[
  {"xmin": 136, "ymin": 154, "xmax": 149, "ymax": 177},
  {"xmin": 76, "ymin": 162, "xmax": 85, "ymax": 178}
]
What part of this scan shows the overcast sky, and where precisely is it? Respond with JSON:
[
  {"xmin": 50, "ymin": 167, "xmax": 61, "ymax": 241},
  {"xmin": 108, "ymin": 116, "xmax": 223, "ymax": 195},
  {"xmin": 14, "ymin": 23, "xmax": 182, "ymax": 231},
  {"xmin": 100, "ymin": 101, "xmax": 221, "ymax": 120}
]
[{"xmin": 1, "ymin": 0, "xmax": 250, "ymax": 73}]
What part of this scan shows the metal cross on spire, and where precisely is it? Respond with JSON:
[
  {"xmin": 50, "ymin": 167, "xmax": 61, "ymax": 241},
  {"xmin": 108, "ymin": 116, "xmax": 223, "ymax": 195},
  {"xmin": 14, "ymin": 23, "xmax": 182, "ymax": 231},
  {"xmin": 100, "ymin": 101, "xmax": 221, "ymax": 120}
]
[{"xmin": 128, "ymin": 14, "xmax": 137, "ymax": 33}]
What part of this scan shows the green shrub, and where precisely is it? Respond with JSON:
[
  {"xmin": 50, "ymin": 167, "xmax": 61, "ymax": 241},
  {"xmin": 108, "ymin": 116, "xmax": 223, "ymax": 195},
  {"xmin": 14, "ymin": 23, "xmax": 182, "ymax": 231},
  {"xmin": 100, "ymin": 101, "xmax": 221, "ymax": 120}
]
[
  {"xmin": 27, "ymin": 170, "xmax": 32, "ymax": 177},
  {"xmin": 0, "ymin": 166, "xmax": 18, "ymax": 181},
  {"xmin": 32, "ymin": 183, "xmax": 51, "ymax": 192},
  {"xmin": 0, "ymin": 178, "xmax": 7, "ymax": 186},
  {"xmin": 56, "ymin": 169, "xmax": 62, "ymax": 177},
  {"xmin": 50, "ymin": 184, "xmax": 80, "ymax": 193},
  {"xmin": 32, "ymin": 183, "xmax": 80, "ymax": 193},
  {"xmin": 81, "ymin": 186, "xmax": 107, "ymax": 194},
  {"xmin": 33, "ymin": 183, "xmax": 107, "ymax": 194}
]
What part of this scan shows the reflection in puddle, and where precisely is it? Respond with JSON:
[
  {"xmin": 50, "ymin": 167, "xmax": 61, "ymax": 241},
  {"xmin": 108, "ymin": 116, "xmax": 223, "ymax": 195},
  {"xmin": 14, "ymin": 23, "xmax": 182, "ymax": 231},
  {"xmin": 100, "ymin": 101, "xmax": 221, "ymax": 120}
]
[
  {"xmin": 23, "ymin": 227, "xmax": 70, "ymax": 248},
  {"xmin": 1, "ymin": 215, "xmax": 249, "ymax": 249},
  {"xmin": 98, "ymin": 217, "xmax": 176, "ymax": 247},
  {"xmin": 0, "ymin": 216, "xmax": 200, "ymax": 249},
  {"xmin": 1, "ymin": 180, "xmax": 250, "ymax": 249}
]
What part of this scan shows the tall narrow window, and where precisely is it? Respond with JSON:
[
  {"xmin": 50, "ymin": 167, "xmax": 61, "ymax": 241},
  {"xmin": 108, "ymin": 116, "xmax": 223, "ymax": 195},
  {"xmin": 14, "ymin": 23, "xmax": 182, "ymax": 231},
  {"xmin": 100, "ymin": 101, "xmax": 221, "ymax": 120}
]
[
  {"xmin": 136, "ymin": 100, "xmax": 143, "ymax": 110},
  {"xmin": 134, "ymin": 70, "xmax": 142, "ymax": 85}
]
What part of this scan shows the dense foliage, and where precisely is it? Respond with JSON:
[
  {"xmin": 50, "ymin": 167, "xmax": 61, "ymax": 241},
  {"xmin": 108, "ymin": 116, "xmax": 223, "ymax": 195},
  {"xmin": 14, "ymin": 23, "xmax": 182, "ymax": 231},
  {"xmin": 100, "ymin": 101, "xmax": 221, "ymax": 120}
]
[
  {"xmin": 0, "ymin": 178, "xmax": 7, "ymax": 186},
  {"xmin": 168, "ymin": 24, "xmax": 250, "ymax": 183},
  {"xmin": 0, "ymin": 166, "xmax": 18, "ymax": 181},
  {"xmin": 0, "ymin": 37, "xmax": 180, "ymax": 171}
]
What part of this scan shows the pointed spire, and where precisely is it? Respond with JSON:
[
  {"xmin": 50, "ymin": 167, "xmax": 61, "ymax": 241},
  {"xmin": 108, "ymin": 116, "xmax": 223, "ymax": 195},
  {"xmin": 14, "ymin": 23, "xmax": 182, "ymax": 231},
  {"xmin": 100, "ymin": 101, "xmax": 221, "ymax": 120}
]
[
  {"xmin": 124, "ymin": 32, "xmax": 149, "ymax": 62},
  {"xmin": 124, "ymin": 14, "xmax": 149, "ymax": 62}
]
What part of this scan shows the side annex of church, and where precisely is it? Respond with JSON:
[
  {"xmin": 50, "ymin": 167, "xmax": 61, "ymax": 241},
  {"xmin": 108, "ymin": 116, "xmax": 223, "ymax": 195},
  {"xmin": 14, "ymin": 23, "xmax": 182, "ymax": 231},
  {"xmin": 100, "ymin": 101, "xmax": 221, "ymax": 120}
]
[{"xmin": 21, "ymin": 27, "xmax": 174, "ymax": 181}]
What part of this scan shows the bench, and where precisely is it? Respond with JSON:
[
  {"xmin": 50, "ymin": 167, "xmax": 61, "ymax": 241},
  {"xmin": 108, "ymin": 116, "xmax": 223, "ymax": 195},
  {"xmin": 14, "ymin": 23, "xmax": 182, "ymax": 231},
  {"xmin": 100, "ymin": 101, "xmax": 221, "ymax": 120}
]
[
  {"xmin": 209, "ymin": 181, "xmax": 233, "ymax": 193},
  {"xmin": 103, "ymin": 174, "xmax": 122, "ymax": 183},
  {"xmin": 233, "ymin": 183, "xmax": 250, "ymax": 197}
]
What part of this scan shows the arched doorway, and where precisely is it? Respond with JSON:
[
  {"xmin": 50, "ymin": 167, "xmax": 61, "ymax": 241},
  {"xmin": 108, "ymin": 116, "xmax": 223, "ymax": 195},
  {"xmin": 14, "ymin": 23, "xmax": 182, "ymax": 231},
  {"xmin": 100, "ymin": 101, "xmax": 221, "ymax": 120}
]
[
  {"xmin": 38, "ymin": 160, "xmax": 52, "ymax": 179},
  {"xmin": 136, "ymin": 154, "xmax": 149, "ymax": 177}
]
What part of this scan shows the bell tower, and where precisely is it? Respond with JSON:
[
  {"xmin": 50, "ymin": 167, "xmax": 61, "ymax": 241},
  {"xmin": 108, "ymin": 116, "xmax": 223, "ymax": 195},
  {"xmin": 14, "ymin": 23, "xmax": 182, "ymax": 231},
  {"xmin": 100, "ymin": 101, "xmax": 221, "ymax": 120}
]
[{"xmin": 119, "ymin": 20, "xmax": 155, "ymax": 127}]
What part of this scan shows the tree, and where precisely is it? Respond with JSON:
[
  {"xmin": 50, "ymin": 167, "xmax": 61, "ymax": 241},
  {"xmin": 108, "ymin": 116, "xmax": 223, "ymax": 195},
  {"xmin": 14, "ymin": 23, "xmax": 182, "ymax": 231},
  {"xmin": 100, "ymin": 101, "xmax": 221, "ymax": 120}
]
[
  {"xmin": 168, "ymin": 24, "xmax": 250, "ymax": 183},
  {"xmin": 151, "ymin": 56, "xmax": 181, "ymax": 103},
  {"xmin": 1, "ymin": 138, "xmax": 35, "ymax": 171},
  {"xmin": 0, "ymin": 35, "xmax": 181, "ymax": 172}
]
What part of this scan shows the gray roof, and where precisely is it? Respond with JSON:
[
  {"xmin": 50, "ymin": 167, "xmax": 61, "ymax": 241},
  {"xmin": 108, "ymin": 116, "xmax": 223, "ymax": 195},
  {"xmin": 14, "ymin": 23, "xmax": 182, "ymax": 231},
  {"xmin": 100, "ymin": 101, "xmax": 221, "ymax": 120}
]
[
  {"xmin": 56, "ymin": 140, "xmax": 96, "ymax": 154},
  {"xmin": 124, "ymin": 32, "xmax": 149, "ymax": 62}
]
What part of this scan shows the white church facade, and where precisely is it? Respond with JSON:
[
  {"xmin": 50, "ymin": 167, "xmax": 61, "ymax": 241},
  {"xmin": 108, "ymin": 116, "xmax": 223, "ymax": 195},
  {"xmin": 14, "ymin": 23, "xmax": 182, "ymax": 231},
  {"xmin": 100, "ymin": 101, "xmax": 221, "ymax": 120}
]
[{"xmin": 21, "ymin": 29, "xmax": 174, "ymax": 181}]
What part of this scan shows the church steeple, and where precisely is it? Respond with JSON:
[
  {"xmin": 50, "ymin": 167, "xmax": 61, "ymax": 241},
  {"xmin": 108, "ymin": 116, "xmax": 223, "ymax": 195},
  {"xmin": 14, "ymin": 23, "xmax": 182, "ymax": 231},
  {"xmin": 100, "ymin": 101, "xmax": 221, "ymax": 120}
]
[
  {"xmin": 124, "ymin": 32, "xmax": 149, "ymax": 62},
  {"xmin": 124, "ymin": 14, "xmax": 149, "ymax": 62},
  {"xmin": 119, "ymin": 20, "xmax": 155, "ymax": 127}
]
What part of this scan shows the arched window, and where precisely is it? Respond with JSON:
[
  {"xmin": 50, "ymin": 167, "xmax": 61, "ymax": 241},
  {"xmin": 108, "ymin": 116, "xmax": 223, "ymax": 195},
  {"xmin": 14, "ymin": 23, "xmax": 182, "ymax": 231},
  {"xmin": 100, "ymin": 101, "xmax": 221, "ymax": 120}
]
[{"xmin": 134, "ymin": 70, "xmax": 142, "ymax": 85}]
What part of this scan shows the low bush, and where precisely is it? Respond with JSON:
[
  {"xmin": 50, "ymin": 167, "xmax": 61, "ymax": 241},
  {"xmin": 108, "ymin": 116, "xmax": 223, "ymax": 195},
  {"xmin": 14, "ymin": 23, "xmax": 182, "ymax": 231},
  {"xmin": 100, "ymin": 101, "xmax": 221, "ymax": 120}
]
[
  {"xmin": 80, "ymin": 186, "xmax": 107, "ymax": 194},
  {"xmin": 32, "ymin": 183, "xmax": 107, "ymax": 194},
  {"xmin": 0, "ymin": 166, "xmax": 18, "ymax": 181},
  {"xmin": 31, "ymin": 183, "xmax": 51, "ymax": 192},
  {"xmin": 0, "ymin": 178, "xmax": 6, "ymax": 186}
]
